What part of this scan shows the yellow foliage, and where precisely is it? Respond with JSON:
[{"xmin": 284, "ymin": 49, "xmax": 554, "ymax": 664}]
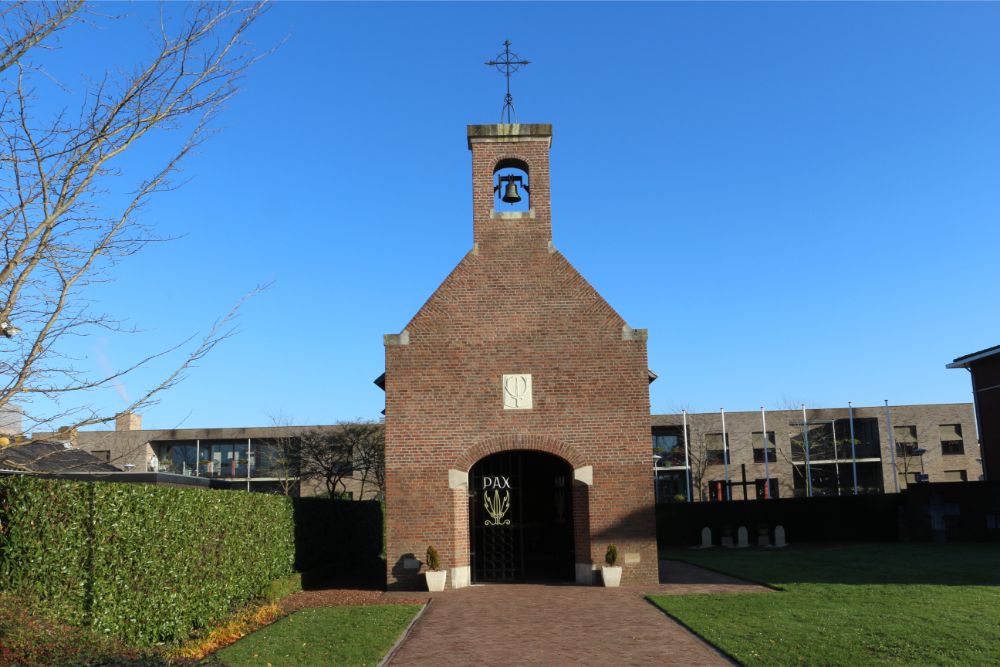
[{"xmin": 168, "ymin": 602, "xmax": 282, "ymax": 661}]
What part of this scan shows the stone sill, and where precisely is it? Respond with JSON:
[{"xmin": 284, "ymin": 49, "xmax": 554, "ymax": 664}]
[{"xmin": 490, "ymin": 208, "xmax": 535, "ymax": 220}]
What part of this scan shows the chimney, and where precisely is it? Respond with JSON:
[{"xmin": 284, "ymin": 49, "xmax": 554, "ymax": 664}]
[{"xmin": 116, "ymin": 412, "xmax": 142, "ymax": 431}]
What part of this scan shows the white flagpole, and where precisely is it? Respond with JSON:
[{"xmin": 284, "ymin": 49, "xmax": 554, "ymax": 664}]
[
  {"xmin": 682, "ymin": 410, "xmax": 691, "ymax": 502},
  {"xmin": 802, "ymin": 404, "xmax": 813, "ymax": 497},
  {"xmin": 885, "ymin": 399, "xmax": 900, "ymax": 493},
  {"xmin": 721, "ymin": 408, "xmax": 731, "ymax": 501},
  {"xmin": 849, "ymin": 401, "xmax": 859, "ymax": 495},
  {"xmin": 761, "ymin": 406, "xmax": 770, "ymax": 499}
]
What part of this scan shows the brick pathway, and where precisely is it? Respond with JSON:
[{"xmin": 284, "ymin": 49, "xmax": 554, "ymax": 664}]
[
  {"xmin": 382, "ymin": 561, "xmax": 754, "ymax": 666},
  {"xmin": 654, "ymin": 559, "xmax": 773, "ymax": 595}
]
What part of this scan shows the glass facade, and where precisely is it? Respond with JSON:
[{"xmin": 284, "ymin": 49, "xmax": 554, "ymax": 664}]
[
  {"xmin": 154, "ymin": 439, "xmax": 298, "ymax": 479},
  {"xmin": 792, "ymin": 418, "xmax": 881, "ymax": 462}
]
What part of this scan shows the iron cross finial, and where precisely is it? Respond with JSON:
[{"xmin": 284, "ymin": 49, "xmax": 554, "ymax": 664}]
[{"xmin": 485, "ymin": 40, "xmax": 530, "ymax": 124}]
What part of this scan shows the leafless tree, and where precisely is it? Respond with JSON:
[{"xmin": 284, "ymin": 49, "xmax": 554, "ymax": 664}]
[
  {"xmin": 298, "ymin": 428, "xmax": 355, "ymax": 499},
  {"xmin": 0, "ymin": 1, "xmax": 268, "ymax": 435},
  {"xmin": 352, "ymin": 420, "xmax": 384, "ymax": 501}
]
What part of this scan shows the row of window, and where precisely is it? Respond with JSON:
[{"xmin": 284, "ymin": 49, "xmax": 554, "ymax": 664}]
[
  {"xmin": 653, "ymin": 420, "xmax": 969, "ymax": 468},
  {"xmin": 894, "ymin": 424, "xmax": 965, "ymax": 456}
]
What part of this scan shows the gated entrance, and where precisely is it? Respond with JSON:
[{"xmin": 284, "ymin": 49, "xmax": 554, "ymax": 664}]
[{"xmin": 470, "ymin": 450, "xmax": 574, "ymax": 583}]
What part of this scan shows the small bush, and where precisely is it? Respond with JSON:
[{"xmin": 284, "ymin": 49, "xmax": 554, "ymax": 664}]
[
  {"xmin": 426, "ymin": 545, "xmax": 441, "ymax": 571},
  {"xmin": 604, "ymin": 544, "xmax": 618, "ymax": 567}
]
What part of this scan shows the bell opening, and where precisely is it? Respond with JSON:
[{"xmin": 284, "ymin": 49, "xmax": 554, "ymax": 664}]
[{"xmin": 493, "ymin": 160, "xmax": 530, "ymax": 212}]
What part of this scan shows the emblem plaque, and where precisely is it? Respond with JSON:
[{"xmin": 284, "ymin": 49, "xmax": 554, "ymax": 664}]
[{"xmin": 502, "ymin": 374, "xmax": 532, "ymax": 410}]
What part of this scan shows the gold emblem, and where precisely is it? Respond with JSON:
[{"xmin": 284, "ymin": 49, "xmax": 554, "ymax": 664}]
[{"xmin": 484, "ymin": 488, "xmax": 511, "ymax": 526}]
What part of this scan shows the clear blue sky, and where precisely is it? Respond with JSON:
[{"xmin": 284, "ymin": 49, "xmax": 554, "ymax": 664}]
[{"xmin": 35, "ymin": 2, "xmax": 1000, "ymax": 430}]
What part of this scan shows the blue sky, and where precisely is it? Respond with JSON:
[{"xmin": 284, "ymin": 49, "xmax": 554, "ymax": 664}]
[{"xmin": 31, "ymin": 2, "xmax": 1000, "ymax": 430}]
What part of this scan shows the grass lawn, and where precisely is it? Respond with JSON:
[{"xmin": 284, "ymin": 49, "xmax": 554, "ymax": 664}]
[
  {"xmin": 213, "ymin": 604, "xmax": 422, "ymax": 667},
  {"xmin": 649, "ymin": 543, "xmax": 1000, "ymax": 666}
]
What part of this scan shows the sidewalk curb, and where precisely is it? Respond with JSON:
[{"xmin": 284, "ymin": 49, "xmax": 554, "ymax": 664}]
[{"xmin": 377, "ymin": 599, "xmax": 432, "ymax": 667}]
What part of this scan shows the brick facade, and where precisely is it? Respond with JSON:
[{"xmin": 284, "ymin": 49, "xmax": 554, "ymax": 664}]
[
  {"xmin": 383, "ymin": 124, "xmax": 658, "ymax": 588},
  {"xmin": 652, "ymin": 403, "xmax": 982, "ymax": 501},
  {"xmin": 949, "ymin": 346, "xmax": 1000, "ymax": 481}
]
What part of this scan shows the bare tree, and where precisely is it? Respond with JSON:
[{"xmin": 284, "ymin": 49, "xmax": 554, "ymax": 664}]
[
  {"xmin": 0, "ymin": 1, "xmax": 268, "ymax": 434},
  {"xmin": 351, "ymin": 421, "xmax": 384, "ymax": 501},
  {"xmin": 298, "ymin": 428, "xmax": 355, "ymax": 499}
]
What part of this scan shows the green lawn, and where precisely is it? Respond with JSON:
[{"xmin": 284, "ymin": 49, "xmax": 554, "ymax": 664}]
[
  {"xmin": 650, "ymin": 544, "xmax": 1000, "ymax": 666},
  {"xmin": 213, "ymin": 604, "xmax": 422, "ymax": 667}
]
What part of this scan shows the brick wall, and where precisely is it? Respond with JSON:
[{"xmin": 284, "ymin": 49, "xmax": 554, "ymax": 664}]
[{"xmin": 384, "ymin": 124, "xmax": 657, "ymax": 588}]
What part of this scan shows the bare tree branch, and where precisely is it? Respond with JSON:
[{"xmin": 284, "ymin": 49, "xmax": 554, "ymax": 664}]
[{"xmin": 0, "ymin": 1, "xmax": 270, "ymax": 439}]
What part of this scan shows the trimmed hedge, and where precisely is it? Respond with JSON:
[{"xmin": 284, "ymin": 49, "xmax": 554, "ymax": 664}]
[{"xmin": 0, "ymin": 476, "xmax": 294, "ymax": 645}]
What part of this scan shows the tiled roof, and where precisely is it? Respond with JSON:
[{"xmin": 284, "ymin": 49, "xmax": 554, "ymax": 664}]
[{"xmin": 0, "ymin": 440, "xmax": 120, "ymax": 473}]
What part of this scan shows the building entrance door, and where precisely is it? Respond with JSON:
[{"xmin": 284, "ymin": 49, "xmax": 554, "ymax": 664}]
[{"xmin": 470, "ymin": 450, "xmax": 574, "ymax": 583}]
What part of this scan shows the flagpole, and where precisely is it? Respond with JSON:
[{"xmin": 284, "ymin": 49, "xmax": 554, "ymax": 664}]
[
  {"xmin": 761, "ymin": 406, "xmax": 770, "ymax": 499},
  {"xmin": 682, "ymin": 409, "xmax": 691, "ymax": 502},
  {"xmin": 721, "ymin": 408, "xmax": 731, "ymax": 501},
  {"xmin": 885, "ymin": 399, "xmax": 900, "ymax": 493},
  {"xmin": 802, "ymin": 404, "xmax": 813, "ymax": 497},
  {"xmin": 848, "ymin": 401, "xmax": 859, "ymax": 495}
]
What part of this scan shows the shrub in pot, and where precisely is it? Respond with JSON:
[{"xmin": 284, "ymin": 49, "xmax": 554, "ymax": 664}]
[
  {"xmin": 425, "ymin": 546, "xmax": 447, "ymax": 591},
  {"xmin": 601, "ymin": 544, "xmax": 622, "ymax": 587}
]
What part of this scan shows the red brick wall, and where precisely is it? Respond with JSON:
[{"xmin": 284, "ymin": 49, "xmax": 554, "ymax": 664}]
[
  {"xmin": 971, "ymin": 356, "xmax": 1000, "ymax": 480},
  {"xmin": 384, "ymin": 124, "xmax": 657, "ymax": 588}
]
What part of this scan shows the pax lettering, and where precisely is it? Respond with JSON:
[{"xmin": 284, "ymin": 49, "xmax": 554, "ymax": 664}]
[{"xmin": 482, "ymin": 476, "xmax": 511, "ymax": 490}]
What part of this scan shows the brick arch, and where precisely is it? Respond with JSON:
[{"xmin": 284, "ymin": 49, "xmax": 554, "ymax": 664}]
[
  {"xmin": 491, "ymin": 153, "xmax": 532, "ymax": 174},
  {"xmin": 454, "ymin": 434, "xmax": 587, "ymax": 472}
]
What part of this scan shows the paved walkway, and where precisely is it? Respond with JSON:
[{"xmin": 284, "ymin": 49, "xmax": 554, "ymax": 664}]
[{"xmin": 383, "ymin": 561, "xmax": 761, "ymax": 666}]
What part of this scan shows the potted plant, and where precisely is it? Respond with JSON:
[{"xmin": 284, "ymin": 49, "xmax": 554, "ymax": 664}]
[
  {"xmin": 424, "ymin": 546, "xmax": 447, "ymax": 592},
  {"xmin": 601, "ymin": 544, "xmax": 622, "ymax": 587}
]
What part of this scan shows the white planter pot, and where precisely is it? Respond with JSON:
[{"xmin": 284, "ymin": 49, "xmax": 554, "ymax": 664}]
[
  {"xmin": 425, "ymin": 569, "xmax": 447, "ymax": 592},
  {"xmin": 601, "ymin": 566, "xmax": 622, "ymax": 588}
]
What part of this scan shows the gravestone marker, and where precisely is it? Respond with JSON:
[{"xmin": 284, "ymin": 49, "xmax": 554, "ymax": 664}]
[
  {"xmin": 699, "ymin": 526, "xmax": 712, "ymax": 548},
  {"xmin": 736, "ymin": 526, "xmax": 749, "ymax": 548},
  {"xmin": 757, "ymin": 526, "xmax": 770, "ymax": 547},
  {"xmin": 772, "ymin": 525, "xmax": 787, "ymax": 548}
]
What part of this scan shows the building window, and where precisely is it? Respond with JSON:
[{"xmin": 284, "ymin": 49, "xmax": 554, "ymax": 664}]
[
  {"xmin": 705, "ymin": 433, "xmax": 730, "ymax": 465},
  {"xmin": 942, "ymin": 469, "xmax": 968, "ymax": 482},
  {"xmin": 92, "ymin": 450, "xmax": 111, "ymax": 463},
  {"xmin": 939, "ymin": 424, "xmax": 964, "ymax": 456},
  {"xmin": 652, "ymin": 426, "xmax": 687, "ymax": 467},
  {"xmin": 893, "ymin": 425, "xmax": 918, "ymax": 456},
  {"xmin": 835, "ymin": 417, "xmax": 881, "ymax": 459},
  {"xmin": 752, "ymin": 431, "xmax": 777, "ymax": 463}
]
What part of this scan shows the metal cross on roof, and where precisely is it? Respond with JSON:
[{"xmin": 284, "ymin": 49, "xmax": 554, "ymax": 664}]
[{"xmin": 485, "ymin": 40, "xmax": 530, "ymax": 124}]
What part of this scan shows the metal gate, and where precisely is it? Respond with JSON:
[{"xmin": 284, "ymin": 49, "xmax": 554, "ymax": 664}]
[{"xmin": 470, "ymin": 450, "xmax": 574, "ymax": 583}]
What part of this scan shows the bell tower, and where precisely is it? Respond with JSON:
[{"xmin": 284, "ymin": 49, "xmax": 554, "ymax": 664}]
[{"xmin": 468, "ymin": 124, "xmax": 553, "ymax": 252}]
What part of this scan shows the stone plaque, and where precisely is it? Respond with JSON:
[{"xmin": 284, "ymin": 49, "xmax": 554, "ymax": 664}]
[{"xmin": 502, "ymin": 374, "xmax": 532, "ymax": 410}]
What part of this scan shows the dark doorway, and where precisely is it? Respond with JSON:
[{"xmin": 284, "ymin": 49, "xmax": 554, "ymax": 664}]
[{"xmin": 470, "ymin": 450, "xmax": 574, "ymax": 583}]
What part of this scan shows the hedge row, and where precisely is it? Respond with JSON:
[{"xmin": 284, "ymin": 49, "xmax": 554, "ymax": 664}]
[{"xmin": 0, "ymin": 476, "xmax": 295, "ymax": 645}]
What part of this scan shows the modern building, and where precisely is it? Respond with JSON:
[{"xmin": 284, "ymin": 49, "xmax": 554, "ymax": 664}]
[
  {"xmin": 34, "ymin": 413, "xmax": 379, "ymax": 498},
  {"xmin": 651, "ymin": 403, "xmax": 981, "ymax": 502},
  {"xmin": 380, "ymin": 123, "xmax": 658, "ymax": 590},
  {"xmin": 948, "ymin": 345, "xmax": 1000, "ymax": 481}
]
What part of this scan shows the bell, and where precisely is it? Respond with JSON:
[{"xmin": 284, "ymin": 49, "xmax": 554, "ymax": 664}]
[{"xmin": 501, "ymin": 180, "xmax": 521, "ymax": 203}]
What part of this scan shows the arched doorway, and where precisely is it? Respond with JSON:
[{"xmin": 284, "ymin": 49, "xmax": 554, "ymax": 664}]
[{"xmin": 470, "ymin": 450, "xmax": 574, "ymax": 583}]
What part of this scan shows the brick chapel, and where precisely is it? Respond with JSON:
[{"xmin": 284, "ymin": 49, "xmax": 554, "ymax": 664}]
[{"xmin": 382, "ymin": 123, "xmax": 658, "ymax": 588}]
